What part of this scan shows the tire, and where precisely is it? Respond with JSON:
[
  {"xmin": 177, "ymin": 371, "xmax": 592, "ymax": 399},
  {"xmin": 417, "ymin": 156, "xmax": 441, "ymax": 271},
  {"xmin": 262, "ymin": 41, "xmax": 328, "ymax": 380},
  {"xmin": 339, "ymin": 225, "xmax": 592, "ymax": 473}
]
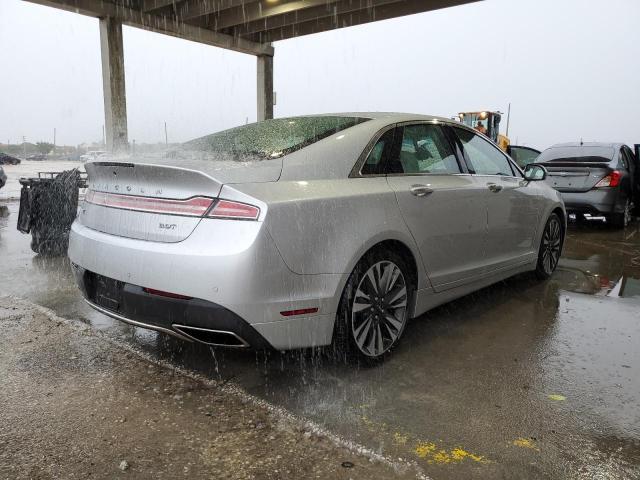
[
  {"xmin": 535, "ymin": 213, "xmax": 563, "ymax": 280},
  {"xmin": 609, "ymin": 198, "xmax": 632, "ymax": 229},
  {"xmin": 334, "ymin": 249, "xmax": 412, "ymax": 364}
]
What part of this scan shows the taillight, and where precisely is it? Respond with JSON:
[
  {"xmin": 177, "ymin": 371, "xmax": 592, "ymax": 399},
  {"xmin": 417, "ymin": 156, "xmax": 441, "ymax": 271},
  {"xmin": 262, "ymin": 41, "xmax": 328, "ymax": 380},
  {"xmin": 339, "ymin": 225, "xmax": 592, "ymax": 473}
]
[
  {"xmin": 207, "ymin": 200, "xmax": 260, "ymax": 220},
  {"xmin": 85, "ymin": 190, "xmax": 213, "ymax": 216},
  {"xmin": 594, "ymin": 170, "xmax": 621, "ymax": 188},
  {"xmin": 84, "ymin": 190, "xmax": 260, "ymax": 220}
]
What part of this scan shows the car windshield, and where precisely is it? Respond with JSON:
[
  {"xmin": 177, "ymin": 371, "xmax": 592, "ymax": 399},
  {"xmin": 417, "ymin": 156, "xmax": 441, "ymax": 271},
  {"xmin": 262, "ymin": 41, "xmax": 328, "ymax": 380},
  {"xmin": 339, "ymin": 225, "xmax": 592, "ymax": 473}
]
[
  {"xmin": 537, "ymin": 146, "xmax": 615, "ymax": 163},
  {"xmin": 183, "ymin": 116, "xmax": 370, "ymax": 161}
]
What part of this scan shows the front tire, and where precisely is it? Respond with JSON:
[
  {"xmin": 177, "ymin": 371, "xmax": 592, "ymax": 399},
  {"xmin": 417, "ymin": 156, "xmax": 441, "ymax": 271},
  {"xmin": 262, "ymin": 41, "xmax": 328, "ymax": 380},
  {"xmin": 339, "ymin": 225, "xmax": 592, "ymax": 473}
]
[
  {"xmin": 535, "ymin": 213, "xmax": 563, "ymax": 280},
  {"xmin": 334, "ymin": 250, "xmax": 411, "ymax": 363}
]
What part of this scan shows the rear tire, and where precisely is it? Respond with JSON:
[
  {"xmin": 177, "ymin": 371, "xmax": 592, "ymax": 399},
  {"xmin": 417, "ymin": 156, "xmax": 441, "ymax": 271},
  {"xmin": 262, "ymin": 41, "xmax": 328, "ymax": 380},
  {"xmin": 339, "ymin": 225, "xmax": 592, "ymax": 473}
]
[
  {"xmin": 609, "ymin": 199, "xmax": 632, "ymax": 229},
  {"xmin": 334, "ymin": 249, "xmax": 412, "ymax": 364},
  {"xmin": 535, "ymin": 213, "xmax": 563, "ymax": 280}
]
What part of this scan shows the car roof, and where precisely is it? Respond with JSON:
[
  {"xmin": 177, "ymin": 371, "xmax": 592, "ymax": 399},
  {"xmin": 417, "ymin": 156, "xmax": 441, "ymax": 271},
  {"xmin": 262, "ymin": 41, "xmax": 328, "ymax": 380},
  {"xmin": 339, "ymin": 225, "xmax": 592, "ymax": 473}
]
[
  {"xmin": 301, "ymin": 112, "xmax": 455, "ymax": 123},
  {"xmin": 549, "ymin": 142, "xmax": 627, "ymax": 149}
]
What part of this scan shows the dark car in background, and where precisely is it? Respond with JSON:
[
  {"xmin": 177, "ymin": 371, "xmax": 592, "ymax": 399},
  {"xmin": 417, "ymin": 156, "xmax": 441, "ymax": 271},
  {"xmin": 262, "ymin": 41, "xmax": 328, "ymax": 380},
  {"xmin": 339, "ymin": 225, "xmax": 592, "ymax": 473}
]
[
  {"xmin": 535, "ymin": 142, "xmax": 638, "ymax": 228},
  {"xmin": 0, "ymin": 152, "xmax": 21, "ymax": 165},
  {"xmin": 0, "ymin": 166, "xmax": 6, "ymax": 190}
]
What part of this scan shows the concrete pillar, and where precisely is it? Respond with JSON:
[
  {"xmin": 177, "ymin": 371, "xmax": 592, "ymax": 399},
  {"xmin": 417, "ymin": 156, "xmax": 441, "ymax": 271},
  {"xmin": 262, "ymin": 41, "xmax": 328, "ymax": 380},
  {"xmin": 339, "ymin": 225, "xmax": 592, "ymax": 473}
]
[
  {"xmin": 257, "ymin": 52, "xmax": 274, "ymax": 121},
  {"xmin": 99, "ymin": 17, "xmax": 128, "ymax": 153}
]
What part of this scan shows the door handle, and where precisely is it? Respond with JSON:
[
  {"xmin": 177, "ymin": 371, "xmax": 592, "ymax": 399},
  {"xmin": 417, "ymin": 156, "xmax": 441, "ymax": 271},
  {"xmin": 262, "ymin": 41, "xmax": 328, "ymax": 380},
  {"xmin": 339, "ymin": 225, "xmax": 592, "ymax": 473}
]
[
  {"xmin": 410, "ymin": 184, "xmax": 434, "ymax": 197},
  {"xmin": 487, "ymin": 183, "xmax": 503, "ymax": 193}
]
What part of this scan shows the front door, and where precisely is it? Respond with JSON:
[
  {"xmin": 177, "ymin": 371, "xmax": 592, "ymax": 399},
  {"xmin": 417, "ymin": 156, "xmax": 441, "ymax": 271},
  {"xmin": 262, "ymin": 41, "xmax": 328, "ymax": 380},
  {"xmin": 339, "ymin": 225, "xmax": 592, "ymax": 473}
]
[
  {"xmin": 452, "ymin": 127, "xmax": 540, "ymax": 271},
  {"xmin": 385, "ymin": 123, "xmax": 488, "ymax": 291}
]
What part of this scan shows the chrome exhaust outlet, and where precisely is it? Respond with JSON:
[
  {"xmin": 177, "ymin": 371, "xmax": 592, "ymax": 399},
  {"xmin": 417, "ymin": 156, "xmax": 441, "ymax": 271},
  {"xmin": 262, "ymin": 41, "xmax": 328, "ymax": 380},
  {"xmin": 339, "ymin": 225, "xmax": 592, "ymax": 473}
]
[{"xmin": 171, "ymin": 324, "xmax": 250, "ymax": 348}]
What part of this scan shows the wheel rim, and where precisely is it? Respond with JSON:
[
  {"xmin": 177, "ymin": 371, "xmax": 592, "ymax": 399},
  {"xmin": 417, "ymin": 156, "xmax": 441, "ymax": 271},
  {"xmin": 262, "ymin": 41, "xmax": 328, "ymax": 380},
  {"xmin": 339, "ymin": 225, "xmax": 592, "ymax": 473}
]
[
  {"xmin": 351, "ymin": 260, "xmax": 408, "ymax": 357},
  {"xmin": 541, "ymin": 217, "xmax": 562, "ymax": 275}
]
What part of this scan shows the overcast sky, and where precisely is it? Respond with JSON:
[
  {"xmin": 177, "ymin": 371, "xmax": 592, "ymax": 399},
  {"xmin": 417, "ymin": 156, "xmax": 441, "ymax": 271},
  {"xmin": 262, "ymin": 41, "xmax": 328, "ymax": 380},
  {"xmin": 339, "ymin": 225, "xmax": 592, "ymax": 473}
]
[{"xmin": 1, "ymin": 0, "xmax": 639, "ymax": 149}]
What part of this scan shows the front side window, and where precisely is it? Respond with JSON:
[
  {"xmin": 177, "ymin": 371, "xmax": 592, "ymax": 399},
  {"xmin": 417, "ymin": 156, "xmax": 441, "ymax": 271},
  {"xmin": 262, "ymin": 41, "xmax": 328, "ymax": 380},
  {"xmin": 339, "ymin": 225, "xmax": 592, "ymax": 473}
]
[
  {"xmin": 454, "ymin": 127, "xmax": 515, "ymax": 176},
  {"xmin": 387, "ymin": 124, "xmax": 459, "ymax": 174}
]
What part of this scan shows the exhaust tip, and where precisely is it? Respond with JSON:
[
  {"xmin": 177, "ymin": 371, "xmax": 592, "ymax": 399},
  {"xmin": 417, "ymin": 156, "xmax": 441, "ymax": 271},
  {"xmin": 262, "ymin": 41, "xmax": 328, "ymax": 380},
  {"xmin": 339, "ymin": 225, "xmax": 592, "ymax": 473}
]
[{"xmin": 172, "ymin": 325, "xmax": 249, "ymax": 348}]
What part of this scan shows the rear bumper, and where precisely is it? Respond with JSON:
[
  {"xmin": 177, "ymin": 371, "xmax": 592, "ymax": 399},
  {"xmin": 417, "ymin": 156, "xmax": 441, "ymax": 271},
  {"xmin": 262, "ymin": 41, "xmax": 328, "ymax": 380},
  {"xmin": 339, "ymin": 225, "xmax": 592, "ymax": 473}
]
[
  {"xmin": 68, "ymin": 220, "xmax": 343, "ymax": 350},
  {"xmin": 72, "ymin": 264, "xmax": 272, "ymax": 349},
  {"xmin": 558, "ymin": 189, "xmax": 619, "ymax": 215}
]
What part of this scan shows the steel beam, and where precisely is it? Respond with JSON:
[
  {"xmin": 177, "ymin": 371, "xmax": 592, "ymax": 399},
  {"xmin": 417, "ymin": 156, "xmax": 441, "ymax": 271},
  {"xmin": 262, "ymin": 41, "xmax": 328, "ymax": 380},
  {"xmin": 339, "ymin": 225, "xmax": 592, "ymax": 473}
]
[
  {"xmin": 99, "ymin": 17, "xmax": 128, "ymax": 153},
  {"xmin": 141, "ymin": 0, "xmax": 178, "ymax": 12},
  {"xmin": 24, "ymin": 0, "xmax": 273, "ymax": 56},
  {"xmin": 172, "ymin": 0, "xmax": 261, "ymax": 21},
  {"xmin": 246, "ymin": 0, "xmax": 478, "ymax": 42},
  {"xmin": 208, "ymin": 0, "xmax": 332, "ymax": 30},
  {"xmin": 231, "ymin": 0, "xmax": 403, "ymax": 37}
]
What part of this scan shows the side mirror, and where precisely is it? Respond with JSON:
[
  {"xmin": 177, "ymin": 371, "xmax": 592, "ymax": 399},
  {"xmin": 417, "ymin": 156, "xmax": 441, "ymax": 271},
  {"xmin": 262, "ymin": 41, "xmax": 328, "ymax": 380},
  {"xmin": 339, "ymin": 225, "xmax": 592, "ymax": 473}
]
[{"xmin": 524, "ymin": 164, "xmax": 547, "ymax": 181}]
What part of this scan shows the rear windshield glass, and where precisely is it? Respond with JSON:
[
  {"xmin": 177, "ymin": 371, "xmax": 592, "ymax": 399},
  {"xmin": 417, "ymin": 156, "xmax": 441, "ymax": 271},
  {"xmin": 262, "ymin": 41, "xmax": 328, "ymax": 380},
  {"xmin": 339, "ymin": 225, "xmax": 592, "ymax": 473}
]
[
  {"xmin": 537, "ymin": 146, "xmax": 615, "ymax": 163},
  {"xmin": 183, "ymin": 116, "xmax": 370, "ymax": 161}
]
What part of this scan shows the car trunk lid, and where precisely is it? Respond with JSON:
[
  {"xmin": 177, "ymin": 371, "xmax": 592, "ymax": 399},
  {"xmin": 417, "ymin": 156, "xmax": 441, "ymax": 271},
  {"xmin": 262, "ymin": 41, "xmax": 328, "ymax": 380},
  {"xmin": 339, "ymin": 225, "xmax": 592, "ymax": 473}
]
[
  {"xmin": 542, "ymin": 162, "xmax": 612, "ymax": 192},
  {"xmin": 79, "ymin": 157, "xmax": 280, "ymax": 242}
]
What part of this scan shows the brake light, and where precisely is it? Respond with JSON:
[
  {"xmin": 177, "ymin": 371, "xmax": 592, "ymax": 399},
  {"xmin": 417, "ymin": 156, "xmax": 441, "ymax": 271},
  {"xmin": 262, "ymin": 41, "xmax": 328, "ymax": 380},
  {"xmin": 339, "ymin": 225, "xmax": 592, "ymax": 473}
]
[
  {"xmin": 85, "ymin": 190, "xmax": 213, "ymax": 216},
  {"xmin": 207, "ymin": 200, "xmax": 260, "ymax": 220},
  {"xmin": 594, "ymin": 170, "xmax": 621, "ymax": 188}
]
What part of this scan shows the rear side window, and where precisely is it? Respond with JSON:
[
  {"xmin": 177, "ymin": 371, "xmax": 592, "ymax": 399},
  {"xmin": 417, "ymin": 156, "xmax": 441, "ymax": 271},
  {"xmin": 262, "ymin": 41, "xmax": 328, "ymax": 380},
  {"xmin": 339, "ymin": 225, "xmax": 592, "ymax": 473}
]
[
  {"xmin": 453, "ymin": 127, "xmax": 515, "ymax": 176},
  {"xmin": 387, "ymin": 124, "xmax": 459, "ymax": 174},
  {"xmin": 184, "ymin": 116, "xmax": 370, "ymax": 162},
  {"xmin": 361, "ymin": 128, "xmax": 394, "ymax": 175},
  {"xmin": 509, "ymin": 146, "xmax": 540, "ymax": 168},
  {"xmin": 537, "ymin": 146, "xmax": 615, "ymax": 163}
]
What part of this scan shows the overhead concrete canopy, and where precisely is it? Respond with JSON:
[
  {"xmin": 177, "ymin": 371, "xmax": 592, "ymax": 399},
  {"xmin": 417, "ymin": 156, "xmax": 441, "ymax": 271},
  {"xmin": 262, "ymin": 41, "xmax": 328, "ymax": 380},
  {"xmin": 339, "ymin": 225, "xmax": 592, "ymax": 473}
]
[
  {"xmin": 25, "ymin": 0, "xmax": 480, "ymax": 151},
  {"xmin": 27, "ymin": 0, "xmax": 479, "ymax": 56}
]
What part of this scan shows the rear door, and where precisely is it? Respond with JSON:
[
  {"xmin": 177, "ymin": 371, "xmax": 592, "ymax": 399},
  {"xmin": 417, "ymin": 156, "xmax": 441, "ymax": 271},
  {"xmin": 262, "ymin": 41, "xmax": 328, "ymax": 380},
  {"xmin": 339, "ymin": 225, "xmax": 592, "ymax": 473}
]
[
  {"xmin": 451, "ymin": 127, "xmax": 540, "ymax": 271},
  {"xmin": 621, "ymin": 146, "xmax": 637, "ymax": 203},
  {"xmin": 385, "ymin": 122, "xmax": 488, "ymax": 291}
]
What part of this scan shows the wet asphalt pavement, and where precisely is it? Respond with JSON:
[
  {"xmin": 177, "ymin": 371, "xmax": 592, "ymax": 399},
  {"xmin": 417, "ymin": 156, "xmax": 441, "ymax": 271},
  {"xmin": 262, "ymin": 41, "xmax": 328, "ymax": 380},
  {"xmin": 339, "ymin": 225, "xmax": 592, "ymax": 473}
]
[{"xmin": 1, "ymin": 190, "xmax": 639, "ymax": 478}]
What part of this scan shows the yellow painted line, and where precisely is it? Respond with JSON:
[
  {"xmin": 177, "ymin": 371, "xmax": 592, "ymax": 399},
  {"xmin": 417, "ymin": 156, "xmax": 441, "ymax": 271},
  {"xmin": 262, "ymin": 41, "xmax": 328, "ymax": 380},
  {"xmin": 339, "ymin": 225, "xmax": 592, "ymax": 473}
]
[
  {"xmin": 359, "ymin": 405, "xmax": 489, "ymax": 466},
  {"xmin": 548, "ymin": 394, "xmax": 566, "ymax": 401},
  {"xmin": 414, "ymin": 442, "xmax": 487, "ymax": 465},
  {"xmin": 512, "ymin": 437, "xmax": 540, "ymax": 451}
]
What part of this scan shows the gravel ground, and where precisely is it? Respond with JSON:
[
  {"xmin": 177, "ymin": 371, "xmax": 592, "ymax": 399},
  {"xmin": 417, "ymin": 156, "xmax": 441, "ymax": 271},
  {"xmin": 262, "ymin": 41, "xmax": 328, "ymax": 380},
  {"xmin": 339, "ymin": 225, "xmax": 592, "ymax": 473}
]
[{"xmin": 0, "ymin": 297, "xmax": 422, "ymax": 480}]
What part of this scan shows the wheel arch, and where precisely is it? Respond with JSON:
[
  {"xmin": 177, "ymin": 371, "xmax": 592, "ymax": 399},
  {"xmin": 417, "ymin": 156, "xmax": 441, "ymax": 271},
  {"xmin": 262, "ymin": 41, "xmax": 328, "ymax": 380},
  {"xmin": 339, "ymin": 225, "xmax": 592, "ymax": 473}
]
[{"xmin": 360, "ymin": 239, "xmax": 420, "ymax": 290}]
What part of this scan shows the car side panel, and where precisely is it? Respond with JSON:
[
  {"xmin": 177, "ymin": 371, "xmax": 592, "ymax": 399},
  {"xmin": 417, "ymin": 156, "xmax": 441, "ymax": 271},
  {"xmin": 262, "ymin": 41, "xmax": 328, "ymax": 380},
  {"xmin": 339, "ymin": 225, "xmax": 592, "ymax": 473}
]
[{"xmin": 235, "ymin": 178, "xmax": 430, "ymax": 290}]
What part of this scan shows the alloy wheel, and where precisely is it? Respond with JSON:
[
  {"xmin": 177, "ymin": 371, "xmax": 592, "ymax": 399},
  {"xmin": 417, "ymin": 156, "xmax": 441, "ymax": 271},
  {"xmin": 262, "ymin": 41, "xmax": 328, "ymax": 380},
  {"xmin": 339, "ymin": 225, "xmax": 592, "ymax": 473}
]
[
  {"xmin": 351, "ymin": 261, "xmax": 408, "ymax": 357},
  {"xmin": 541, "ymin": 216, "xmax": 562, "ymax": 275}
]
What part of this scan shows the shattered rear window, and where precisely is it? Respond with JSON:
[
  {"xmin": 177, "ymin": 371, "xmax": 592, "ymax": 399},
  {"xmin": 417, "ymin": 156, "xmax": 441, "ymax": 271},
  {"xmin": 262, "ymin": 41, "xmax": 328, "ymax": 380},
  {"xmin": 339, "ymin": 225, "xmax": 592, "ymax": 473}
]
[{"xmin": 183, "ymin": 116, "xmax": 370, "ymax": 161}]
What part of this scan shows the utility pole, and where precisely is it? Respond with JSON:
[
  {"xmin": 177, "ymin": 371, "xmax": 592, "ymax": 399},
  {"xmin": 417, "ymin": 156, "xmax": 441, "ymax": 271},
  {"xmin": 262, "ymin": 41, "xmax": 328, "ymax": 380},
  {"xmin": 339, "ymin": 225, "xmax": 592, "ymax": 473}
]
[
  {"xmin": 505, "ymin": 103, "xmax": 511, "ymax": 137},
  {"xmin": 164, "ymin": 121, "xmax": 168, "ymax": 146},
  {"xmin": 22, "ymin": 136, "xmax": 26, "ymax": 159},
  {"xmin": 53, "ymin": 128, "xmax": 56, "ymax": 149},
  {"xmin": 102, "ymin": 124, "xmax": 106, "ymax": 147}
]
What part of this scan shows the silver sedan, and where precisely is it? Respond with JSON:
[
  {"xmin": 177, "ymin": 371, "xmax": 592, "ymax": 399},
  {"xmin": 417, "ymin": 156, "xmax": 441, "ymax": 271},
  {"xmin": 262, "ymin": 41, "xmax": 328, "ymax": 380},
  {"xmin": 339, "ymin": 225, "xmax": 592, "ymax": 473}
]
[{"xmin": 68, "ymin": 113, "xmax": 565, "ymax": 362}]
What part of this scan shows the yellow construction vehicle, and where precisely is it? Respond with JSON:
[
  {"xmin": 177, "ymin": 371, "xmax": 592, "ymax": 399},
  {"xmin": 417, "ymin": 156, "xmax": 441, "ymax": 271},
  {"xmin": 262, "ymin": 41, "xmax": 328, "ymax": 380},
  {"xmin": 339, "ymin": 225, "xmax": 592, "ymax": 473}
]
[
  {"xmin": 457, "ymin": 109, "xmax": 541, "ymax": 168},
  {"xmin": 458, "ymin": 110, "xmax": 510, "ymax": 151}
]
